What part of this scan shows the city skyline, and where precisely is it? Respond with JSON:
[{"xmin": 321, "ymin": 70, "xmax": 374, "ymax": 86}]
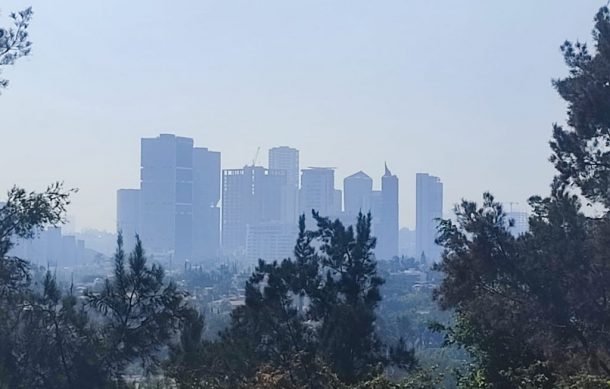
[
  {"xmin": 0, "ymin": 1, "xmax": 598, "ymax": 232},
  {"xmin": 116, "ymin": 133, "xmax": 438, "ymax": 262}
]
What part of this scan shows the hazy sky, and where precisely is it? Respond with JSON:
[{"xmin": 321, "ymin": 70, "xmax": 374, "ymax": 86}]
[{"xmin": 0, "ymin": 1, "xmax": 604, "ymax": 231}]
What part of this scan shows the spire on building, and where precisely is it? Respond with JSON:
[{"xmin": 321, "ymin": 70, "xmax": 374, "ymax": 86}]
[{"xmin": 384, "ymin": 162, "xmax": 392, "ymax": 176}]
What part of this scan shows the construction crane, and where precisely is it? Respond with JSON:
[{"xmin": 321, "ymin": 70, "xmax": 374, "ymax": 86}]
[{"xmin": 251, "ymin": 146, "xmax": 261, "ymax": 167}]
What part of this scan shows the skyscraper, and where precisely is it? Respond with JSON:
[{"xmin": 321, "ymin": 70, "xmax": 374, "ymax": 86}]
[
  {"xmin": 300, "ymin": 167, "xmax": 337, "ymax": 217},
  {"xmin": 193, "ymin": 147, "xmax": 221, "ymax": 260},
  {"xmin": 343, "ymin": 171, "xmax": 373, "ymax": 217},
  {"xmin": 129, "ymin": 134, "xmax": 220, "ymax": 263},
  {"xmin": 378, "ymin": 164, "xmax": 399, "ymax": 260},
  {"xmin": 269, "ymin": 146, "xmax": 299, "ymax": 224},
  {"xmin": 415, "ymin": 173, "xmax": 443, "ymax": 262},
  {"xmin": 116, "ymin": 188, "xmax": 140, "ymax": 251},
  {"xmin": 139, "ymin": 134, "xmax": 193, "ymax": 261},
  {"xmin": 221, "ymin": 166, "xmax": 287, "ymax": 253}
]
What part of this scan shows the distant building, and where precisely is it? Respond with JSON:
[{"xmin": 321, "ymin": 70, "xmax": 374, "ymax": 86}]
[
  {"xmin": 222, "ymin": 166, "xmax": 287, "ymax": 253},
  {"xmin": 139, "ymin": 134, "xmax": 194, "ymax": 262},
  {"xmin": 399, "ymin": 227, "xmax": 416, "ymax": 258},
  {"xmin": 377, "ymin": 164, "xmax": 399, "ymax": 260},
  {"xmin": 269, "ymin": 146, "xmax": 299, "ymax": 224},
  {"xmin": 116, "ymin": 189, "xmax": 140, "ymax": 251},
  {"xmin": 415, "ymin": 173, "xmax": 443, "ymax": 262},
  {"xmin": 9, "ymin": 226, "xmax": 89, "ymax": 267},
  {"xmin": 300, "ymin": 167, "xmax": 337, "ymax": 217},
  {"xmin": 506, "ymin": 211, "xmax": 529, "ymax": 236},
  {"xmin": 119, "ymin": 134, "xmax": 221, "ymax": 263},
  {"xmin": 344, "ymin": 171, "xmax": 373, "ymax": 217},
  {"xmin": 193, "ymin": 147, "xmax": 221, "ymax": 260},
  {"xmin": 245, "ymin": 222, "xmax": 297, "ymax": 263}
]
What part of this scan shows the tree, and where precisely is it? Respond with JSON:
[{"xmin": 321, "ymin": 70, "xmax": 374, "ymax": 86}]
[
  {"xmin": 86, "ymin": 234, "xmax": 193, "ymax": 381},
  {"xmin": 0, "ymin": 184, "xmax": 197, "ymax": 387},
  {"xmin": 435, "ymin": 185, "xmax": 610, "ymax": 386},
  {"xmin": 0, "ymin": 7, "xmax": 32, "ymax": 90},
  {"xmin": 311, "ymin": 211, "xmax": 389, "ymax": 384},
  {"xmin": 0, "ymin": 183, "xmax": 74, "ymax": 387},
  {"xmin": 173, "ymin": 212, "xmax": 416, "ymax": 388},
  {"xmin": 433, "ymin": 8, "xmax": 610, "ymax": 385},
  {"xmin": 550, "ymin": 6, "xmax": 610, "ymax": 209}
]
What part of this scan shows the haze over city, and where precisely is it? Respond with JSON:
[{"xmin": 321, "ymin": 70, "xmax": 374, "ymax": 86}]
[{"xmin": 0, "ymin": 0, "xmax": 603, "ymax": 232}]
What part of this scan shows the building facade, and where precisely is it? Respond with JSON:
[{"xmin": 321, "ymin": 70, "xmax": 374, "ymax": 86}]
[
  {"xmin": 116, "ymin": 188, "xmax": 140, "ymax": 251},
  {"xmin": 299, "ymin": 167, "xmax": 337, "ymax": 217},
  {"xmin": 118, "ymin": 134, "xmax": 220, "ymax": 263},
  {"xmin": 415, "ymin": 173, "xmax": 443, "ymax": 262},
  {"xmin": 221, "ymin": 166, "xmax": 287, "ymax": 253},
  {"xmin": 378, "ymin": 164, "xmax": 399, "ymax": 260},
  {"xmin": 269, "ymin": 146, "xmax": 300, "ymax": 224}
]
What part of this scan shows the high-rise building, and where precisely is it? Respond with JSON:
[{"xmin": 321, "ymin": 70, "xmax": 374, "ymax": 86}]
[
  {"xmin": 269, "ymin": 146, "xmax": 299, "ymax": 224},
  {"xmin": 193, "ymin": 147, "xmax": 221, "ymax": 260},
  {"xmin": 129, "ymin": 134, "xmax": 220, "ymax": 263},
  {"xmin": 300, "ymin": 167, "xmax": 337, "ymax": 217},
  {"xmin": 139, "ymin": 134, "xmax": 193, "ymax": 262},
  {"xmin": 344, "ymin": 171, "xmax": 373, "ymax": 217},
  {"xmin": 222, "ymin": 166, "xmax": 287, "ymax": 253},
  {"xmin": 116, "ymin": 189, "xmax": 140, "ymax": 251},
  {"xmin": 415, "ymin": 173, "xmax": 443, "ymax": 262},
  {"xmin": 378, "ymin": 164, "xmax": 399, "ymax": 260}
]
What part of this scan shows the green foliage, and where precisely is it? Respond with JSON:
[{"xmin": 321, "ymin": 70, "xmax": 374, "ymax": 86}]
[
  {"xmin": 86, "ymin": 234, "xmax": 192, "ymax": 380},
  {"xmin": 550, "ymin": 6, "xmax": 610, "ymax": 208},
  {"xmin": 169, "ymin": 212, "xmax": 418, "ymax": 387},
  {"xmin": 0, "ymin": 7, "xmax": 33, "ymax": 89},
  {"xmin": 0, "ymin": 186, "xmax": 195, "ymax": 388},
  {"xmin": 433, "ymin": 187, "xmax": 610, "ymax": 386},
  {"xmin": 431, "ymin": 7, "xmax": 610, "ymax": 387}
]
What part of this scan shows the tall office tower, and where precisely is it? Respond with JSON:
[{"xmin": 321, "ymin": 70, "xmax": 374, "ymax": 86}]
[
  {"xmin": 377, "ymin": 164, "xmax": 399, "ymax": 260},
  {"xmin": 116, "ymin": 189, "xmax": 141, "ymax": 251},
  {"xmin": 140, "ymin": 134, "xmax": 194, "ymax": 262},
  {"xmin": 344, "ymin": 171, "xmax": 373, "ymax": 218},
  {"xmin": 193, "ymin": 147, "xmax": 221, "ymax": 260},
  {"xmin": 222, "ymin": 166, "xmax": 287, "ymax": 253},
  {"xmin": 415, "ymin": 173, "xmax": 443, "ymax": 262},
  {"xmin": 269, "ymin": 146, "xmax": 300, "ymax": 224},
  {"xmin": 119, "ymin": 134, "xmax": 220, "ymax": 263},
  {"xmin": 299, "ymin": 167, "xmax": 337, "ymax": 217}
]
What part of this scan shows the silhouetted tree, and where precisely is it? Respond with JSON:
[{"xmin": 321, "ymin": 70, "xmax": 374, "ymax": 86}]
[
  {"xmin": 86, "ymin": 234, "xmax": 193, "ymax": 381},
  {"xmin": 173, "ymin": 212, "xmax": 416, "ymax": 388},
  {"xmin": 0, "ymin": 7, "xmax": 32, "ymax": 90},
  {"xmin": 434, "ymin": 8, "xmax": 610, "ymax": 387},
  {"xmin": 311, "ymin": 211, "xmax": 388, "ymax": 384}
]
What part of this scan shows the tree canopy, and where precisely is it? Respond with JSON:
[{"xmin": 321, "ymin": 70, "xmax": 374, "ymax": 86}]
[
  {"xmin": 0, "ymin": 7, "xmax": 32, "ymax": 90},
  {"xmin": 433, "ymin": 6, "xmax": 610, "ymax": 388}
]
